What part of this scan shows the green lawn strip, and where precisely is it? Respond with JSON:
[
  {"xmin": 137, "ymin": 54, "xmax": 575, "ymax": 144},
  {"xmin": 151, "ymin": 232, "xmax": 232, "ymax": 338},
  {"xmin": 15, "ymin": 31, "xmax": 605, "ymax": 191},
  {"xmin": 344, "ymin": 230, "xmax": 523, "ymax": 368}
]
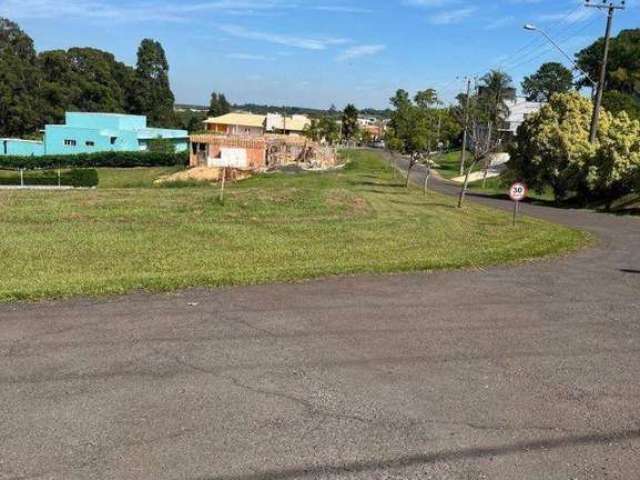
[
  {"xmin": 0, "ymin": 150, "xmax": 589, "ymax": 302},
  {"xmin": 0, "ymin": 167, "xmax": 183, "ymax": 189},
  {"xmin": 465, "ymin": 176, "xmax": 556, "ymax": 203},
  {"xmin": 432, "ymin": 150, "xmax": 468, "ymax": 179},
  {"xmin": 96, "ymin": 167, "xmax": 184, "ymax": 188}
]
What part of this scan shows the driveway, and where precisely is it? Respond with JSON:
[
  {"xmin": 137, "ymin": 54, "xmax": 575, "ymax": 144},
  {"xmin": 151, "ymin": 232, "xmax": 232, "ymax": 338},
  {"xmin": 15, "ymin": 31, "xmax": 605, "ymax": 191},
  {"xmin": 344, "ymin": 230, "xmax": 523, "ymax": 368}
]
[{"xmin": 1, "ymin": 154, "xmax": 639, "ymax": 479}]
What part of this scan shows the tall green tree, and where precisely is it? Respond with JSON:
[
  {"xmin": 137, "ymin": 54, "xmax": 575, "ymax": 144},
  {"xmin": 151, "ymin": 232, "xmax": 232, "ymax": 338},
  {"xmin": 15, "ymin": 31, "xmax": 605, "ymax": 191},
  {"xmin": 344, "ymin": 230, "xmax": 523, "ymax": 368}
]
[
  {"xmin": 414, "ymin": 88, "xmax": 441, "ymax": 151},
  {"xmin": 0, "ymin": 18, "xmax": 41, "ymax": 136},
  {"xmin": 208, "ymin": 92, "xmax": 231, "ymax": 117},
  {"xmin": 38, "ymin": 48, "xmax": 135, "ymax": 125},
  {"xmin": 387, "ymin": 89, "xmax": 430, "ymax": 186},
  {"xmin": 341, "ymin": 104, "xmax": 359, "ymax": 140},
  {"xmin": 387, "ymin": 89, "xmax": 428, "ymax": 154},
  {"xmin": 478, "ymin": 69, "xmax": 513, "ymax": 130},
  {"xmin": 131, "ymin": 39, "xmax": 175, "ymax": 126},
  {"xmin": 576, "ymin": 28, "xmax": 640, "ymax": 120},
  {"xmin": 522, "ymin": 62, "xmax": 574, "ymax": 102}
]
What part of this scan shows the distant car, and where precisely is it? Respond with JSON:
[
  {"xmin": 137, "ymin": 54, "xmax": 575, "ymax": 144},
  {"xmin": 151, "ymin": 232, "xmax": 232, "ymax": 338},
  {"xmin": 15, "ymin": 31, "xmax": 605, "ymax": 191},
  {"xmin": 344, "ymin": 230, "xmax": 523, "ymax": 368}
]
[{"xmin": 371, "ymin": 140, "xmax": 386, "ymax": 149}]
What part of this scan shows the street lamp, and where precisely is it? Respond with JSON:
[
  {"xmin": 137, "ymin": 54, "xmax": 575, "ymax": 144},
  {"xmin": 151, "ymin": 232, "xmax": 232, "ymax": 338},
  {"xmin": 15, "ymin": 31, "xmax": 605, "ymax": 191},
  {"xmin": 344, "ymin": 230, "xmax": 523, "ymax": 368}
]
[{"xmin": 523, "ymin": 24, "xmax": 597, "ymax": 88}]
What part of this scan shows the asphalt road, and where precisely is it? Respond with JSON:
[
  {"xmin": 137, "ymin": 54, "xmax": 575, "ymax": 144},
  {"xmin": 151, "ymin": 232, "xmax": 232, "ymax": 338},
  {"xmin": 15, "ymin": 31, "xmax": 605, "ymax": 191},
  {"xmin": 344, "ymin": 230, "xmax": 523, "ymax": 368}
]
[{"xmin": 1, "ymin": 156, "xmax": 639, "ymax": 479}]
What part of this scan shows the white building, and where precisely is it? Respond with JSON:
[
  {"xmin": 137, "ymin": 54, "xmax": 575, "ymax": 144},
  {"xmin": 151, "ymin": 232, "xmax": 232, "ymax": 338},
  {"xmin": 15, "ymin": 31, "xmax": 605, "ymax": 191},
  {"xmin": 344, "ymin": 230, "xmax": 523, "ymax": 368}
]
[
  {"xmin": 501, "ymin": 98, "xmax": 544, "ymax": 135},
  {"xmin": 265, "ymin": 113, "xmax": 311, "ymax": 135}
]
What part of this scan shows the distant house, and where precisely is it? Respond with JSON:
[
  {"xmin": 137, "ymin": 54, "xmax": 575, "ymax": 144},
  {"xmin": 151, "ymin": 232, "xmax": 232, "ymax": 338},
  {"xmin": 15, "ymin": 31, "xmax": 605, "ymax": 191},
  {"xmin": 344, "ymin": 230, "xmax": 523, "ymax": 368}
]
[
  {"xmin": 501, "ymin": 98, "xmax": 544, "ymax": 135},
  {"xmin": 203, "ymin": 113, "xmax": 266, "ymax": 137},
  {"xmin": 265, "ymin": 113, "xmax": 310, "ymax": 136},
  {"xmin": 0, "ymin": 112, "xmax": 188, "ymax": 157},
  {"xmin": 357, "ymin": 116, "xmax": 385, "ymax": 141}
]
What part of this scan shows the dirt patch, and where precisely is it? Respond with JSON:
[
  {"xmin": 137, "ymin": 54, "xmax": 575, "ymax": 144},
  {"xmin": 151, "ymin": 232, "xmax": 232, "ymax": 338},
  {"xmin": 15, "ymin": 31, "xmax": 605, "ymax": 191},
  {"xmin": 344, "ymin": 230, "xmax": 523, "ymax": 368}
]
[{"xmin": 154, "ymin": 167, "xmax": 252, "ymax": 185}]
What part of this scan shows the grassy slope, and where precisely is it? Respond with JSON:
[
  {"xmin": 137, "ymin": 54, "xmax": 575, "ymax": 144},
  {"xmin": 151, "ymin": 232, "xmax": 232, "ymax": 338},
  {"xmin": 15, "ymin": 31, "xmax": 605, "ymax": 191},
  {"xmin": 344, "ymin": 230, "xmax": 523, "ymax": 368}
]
[
  {"xmin": 0, "ymin": 150, "xmax": 588, "ymax": 302},
  {"xmin": 0, "ymin": 167, "xmax": 183, "ymax": 189},
  {"xmin": 432, "ymin": 150, "xmax": 465, "ymax": 179},
  {"xmin": 96, "ymin": 167, "xmax": 183, "ymax": 188}
]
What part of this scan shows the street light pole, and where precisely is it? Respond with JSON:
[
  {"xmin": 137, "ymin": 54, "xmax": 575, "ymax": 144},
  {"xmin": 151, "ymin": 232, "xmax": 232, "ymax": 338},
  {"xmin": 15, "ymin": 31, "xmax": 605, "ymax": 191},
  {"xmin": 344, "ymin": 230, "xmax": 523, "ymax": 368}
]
[
  {"xmin": 523, "ymin": 24, "xmax": 597, "ymax": 89},
  {"xmin": 585, "ymin": 1, "xmax": 625, "ymax": 143},
  {"xmin": 523, "ymin": 23, "xmax": 600, "ymax": 143}
]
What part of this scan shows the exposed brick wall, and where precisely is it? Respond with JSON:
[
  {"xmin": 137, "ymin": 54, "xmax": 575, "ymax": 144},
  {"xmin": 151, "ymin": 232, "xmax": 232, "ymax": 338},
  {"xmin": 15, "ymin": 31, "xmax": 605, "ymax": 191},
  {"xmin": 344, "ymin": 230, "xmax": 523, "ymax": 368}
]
[{"xmin": 189, "ymin": 135, "xmax": 266, "ymax": 170}]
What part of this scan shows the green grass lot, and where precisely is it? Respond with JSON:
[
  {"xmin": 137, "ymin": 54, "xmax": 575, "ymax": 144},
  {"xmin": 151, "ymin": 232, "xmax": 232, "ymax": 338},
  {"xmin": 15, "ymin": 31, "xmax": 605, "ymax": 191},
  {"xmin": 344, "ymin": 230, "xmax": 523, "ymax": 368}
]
[
  {"xmin": 430, "ymin": 150, "xmax": 555, "ymax": 202},
  {"xmin": 432, "ymin": 150, "xmax": 467, "ymax": 179},
  {"xmin": 0, "ymin": 167, "xmax": 183, "ymax": 189},
  {"xmin": 0, "ymin": 150, "xmax": 589, "ymax": 302},
  {"xmin": 96, "ymin": 167, "xmax": 183, "ymax": 188}
]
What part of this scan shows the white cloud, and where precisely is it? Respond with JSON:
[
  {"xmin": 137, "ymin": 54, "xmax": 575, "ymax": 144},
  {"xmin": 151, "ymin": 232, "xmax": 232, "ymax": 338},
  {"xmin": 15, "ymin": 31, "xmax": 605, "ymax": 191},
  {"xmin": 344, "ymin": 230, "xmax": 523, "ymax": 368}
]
[
  {"xmin": 0, "ymin": 0, "xmax": 372, "ymax": 22},
  {"xmin": 537, "ymin": 8, "xmax": 594, "ymax": 24},
  {"xmin": 219, "ymin": 24, "xmax": 349, "ymax": 50},
  {"xmin": 428, "ymin": 7, "xmax": 476, "ymax": 24},
  {"xmin": 225, "ymin": 53, "xmax": 274, "ymax": 61},
  {"xmin": 336, "ymin": 44, "xmax": 386, "ymax": 61},
  {"xmin": 484, "ymin": 15, "xmax": 516, "ymax": 30},
  {"xmin": 312, "ymin": 5, "xmax": 373, "ymax": 13}
]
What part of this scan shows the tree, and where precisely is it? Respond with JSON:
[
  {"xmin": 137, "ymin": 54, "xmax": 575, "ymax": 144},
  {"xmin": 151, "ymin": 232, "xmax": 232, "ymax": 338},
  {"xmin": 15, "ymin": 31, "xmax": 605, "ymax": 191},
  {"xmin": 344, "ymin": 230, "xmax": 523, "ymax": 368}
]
[
  {"xmin": 303, "ymin": 116, "xmax": 340, "ymax": 144},
  {"xmin": 478, "ymin": 70, "xmax": 513, "ymax": 131},
  {"xmin": 603, "ymin": 90, "xmax": 640, "ymax": 119},
  {"xmin": 341, "ymin": 104, "xmax": 359, "ymax": 141},
  {"xmin": 387, "ymin": 89, "xmax": 429, "ymax": 187},
  {"xmin": 576, "ymin": 28, "xmax": 640, "ymax": 120},
  {"xmin": 38, "ymin": 47, "xmax": 135, "ymax": 125},
  {"xmin": 130, "ymin": 39, "xmax": 175, "ymax": 127},
  {"xmin": 454, "ymin": 71, "xmax": 513, "ymax": 207},
  {"xmin": 0, "ymin": 18, "xmax": 41, "ymax": 136},
  {"xmin": 507, "ymin": 92, "xmax": 640, "ymax": 203},
  {"xmin": 208, "ymin": 92, "xmax": 231, "ymax": 117},
  {"xmin": 576, "ymin": 29, "xmax": 640, "ymax": 96},
  {"xmin": 522, "ymin": 62, "xmax": 574, "ymax": 102}
]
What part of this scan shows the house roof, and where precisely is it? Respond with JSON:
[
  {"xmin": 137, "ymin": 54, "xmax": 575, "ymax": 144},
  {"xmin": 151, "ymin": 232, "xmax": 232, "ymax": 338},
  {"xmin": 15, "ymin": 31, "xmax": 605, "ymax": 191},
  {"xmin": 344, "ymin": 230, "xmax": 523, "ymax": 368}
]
[{"xmin": 203, "ymin": 113, "xmax": 266, "ymax": 128}]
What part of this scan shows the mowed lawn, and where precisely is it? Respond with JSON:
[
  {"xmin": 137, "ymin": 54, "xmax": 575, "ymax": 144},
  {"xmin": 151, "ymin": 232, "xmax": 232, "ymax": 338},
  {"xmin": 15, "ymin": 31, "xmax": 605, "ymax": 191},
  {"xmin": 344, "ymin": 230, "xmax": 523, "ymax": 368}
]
[{"xmin": 0, "ymin": 150, "xmax": 588, "ymax": 302}]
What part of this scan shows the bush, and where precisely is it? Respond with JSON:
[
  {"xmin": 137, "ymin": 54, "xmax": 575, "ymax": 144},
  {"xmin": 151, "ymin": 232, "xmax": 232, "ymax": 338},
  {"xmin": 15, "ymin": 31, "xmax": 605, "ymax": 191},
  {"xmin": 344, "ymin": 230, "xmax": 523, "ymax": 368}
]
[
  {"xmin": 0, "ymin": 168, "xmax": 99, "ymax": 187},
  {"xmin": 0, "ymin": 150, "xmax": 188, "ymax": 170},
  {"xmin": 66, "ymin": 169, "xmax": 99, "ymax": 187},
  {"xmin": 507, "ymin": 92, "xmax": 640, "ymax": 202},
  {"xmin": 146, "ymin": 138, "xmax": 176, "ymax": 154}
]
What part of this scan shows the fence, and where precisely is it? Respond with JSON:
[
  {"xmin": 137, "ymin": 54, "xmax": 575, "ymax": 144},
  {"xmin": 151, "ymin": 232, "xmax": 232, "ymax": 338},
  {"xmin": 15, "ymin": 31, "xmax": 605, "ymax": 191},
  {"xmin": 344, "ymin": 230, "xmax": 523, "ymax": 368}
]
[{"xmin": 0, "ymin": 168, "xmax": 99, "ymax": 189}]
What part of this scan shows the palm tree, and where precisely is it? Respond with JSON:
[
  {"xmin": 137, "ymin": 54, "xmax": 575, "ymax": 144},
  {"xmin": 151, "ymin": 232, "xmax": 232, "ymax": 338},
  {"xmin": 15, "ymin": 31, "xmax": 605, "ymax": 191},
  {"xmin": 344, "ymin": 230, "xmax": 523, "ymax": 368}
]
[{"xmin": 479, "ymin": 69, "xmax": 514, "ymax": 135}]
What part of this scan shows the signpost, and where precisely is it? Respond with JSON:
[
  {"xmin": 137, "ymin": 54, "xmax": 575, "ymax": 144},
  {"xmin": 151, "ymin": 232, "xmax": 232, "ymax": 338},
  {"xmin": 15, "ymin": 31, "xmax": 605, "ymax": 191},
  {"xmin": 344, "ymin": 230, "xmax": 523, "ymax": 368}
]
[
  {"xmin": 207, "ymin": 149, "xmax": 249, "ymax": 204},
  {"xmin": 509, "ymin": 182, "xmax": 527, "ymax": 225}
]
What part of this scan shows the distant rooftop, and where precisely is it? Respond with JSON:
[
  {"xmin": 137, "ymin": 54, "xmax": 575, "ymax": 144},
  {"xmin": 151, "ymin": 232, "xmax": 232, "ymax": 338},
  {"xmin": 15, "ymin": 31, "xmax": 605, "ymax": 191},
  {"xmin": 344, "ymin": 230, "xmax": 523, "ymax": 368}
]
[{"xmin": 204, "ymin": 113, "xmax": 266, "ymax": 128}]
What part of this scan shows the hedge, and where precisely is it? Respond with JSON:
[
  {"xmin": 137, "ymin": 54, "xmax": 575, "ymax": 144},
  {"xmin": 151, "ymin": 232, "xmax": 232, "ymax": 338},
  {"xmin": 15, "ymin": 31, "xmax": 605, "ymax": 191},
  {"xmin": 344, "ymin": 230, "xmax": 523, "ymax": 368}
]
[
  {"xmin": 0, "ymin": 150, "xmax": 188, "ymax": 170},
  {"xmin": 0, "ymin": 168, "xmax": 99, "ymax": 187}
]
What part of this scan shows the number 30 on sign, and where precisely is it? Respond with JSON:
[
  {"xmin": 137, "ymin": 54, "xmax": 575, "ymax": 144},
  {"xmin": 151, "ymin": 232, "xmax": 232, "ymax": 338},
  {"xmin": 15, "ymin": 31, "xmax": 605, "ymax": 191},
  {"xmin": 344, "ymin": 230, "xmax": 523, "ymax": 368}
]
[{"xmin": 509, "ymin": 182, "xmax": 527, "ymax": 202}]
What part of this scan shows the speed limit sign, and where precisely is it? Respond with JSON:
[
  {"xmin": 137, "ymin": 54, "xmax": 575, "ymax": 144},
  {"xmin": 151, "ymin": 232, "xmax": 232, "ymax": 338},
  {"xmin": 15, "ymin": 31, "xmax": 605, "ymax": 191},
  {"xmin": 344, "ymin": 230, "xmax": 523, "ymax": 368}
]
[
  {"xmin": 509, "ymin": 182, "xmax": 527, "ymax": 202},
  {"xmin": 509, "ymin": 182, "xmax": 527, "ymax": 225}
]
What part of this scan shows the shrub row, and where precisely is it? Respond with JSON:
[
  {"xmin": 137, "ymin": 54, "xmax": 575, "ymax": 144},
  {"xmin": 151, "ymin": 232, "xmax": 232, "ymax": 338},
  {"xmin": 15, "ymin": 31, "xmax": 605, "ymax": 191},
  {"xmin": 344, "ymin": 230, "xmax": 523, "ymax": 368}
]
[
  {"xmin": 0, "ymin": 169, "xmax": 99, "ymax": 187},
  {"xmin": 0, "ymin": 150, "xmax": 188, "ymax": 169}
]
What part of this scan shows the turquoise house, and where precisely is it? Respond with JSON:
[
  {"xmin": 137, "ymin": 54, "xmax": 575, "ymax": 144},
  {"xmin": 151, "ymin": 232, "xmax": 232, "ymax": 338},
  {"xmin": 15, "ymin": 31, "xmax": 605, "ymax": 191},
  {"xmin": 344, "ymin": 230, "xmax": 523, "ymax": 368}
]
[
  {"xmin": 0, "ymin": 139, "xmax": 45, "ymax": 156},
  {"xmin": 1, "ymin": 112, "xmax": 188, "ymax": 157}
]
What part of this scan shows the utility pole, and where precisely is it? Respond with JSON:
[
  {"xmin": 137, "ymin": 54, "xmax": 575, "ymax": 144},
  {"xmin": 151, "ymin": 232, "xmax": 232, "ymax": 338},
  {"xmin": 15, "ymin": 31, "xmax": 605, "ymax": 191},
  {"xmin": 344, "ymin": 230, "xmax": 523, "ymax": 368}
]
[
  {"xmin": 282, "ymin": 106, "xmax": 287, "ymax": 134},
  {"xmin": 459, "ymin": 77, "xmax": 472, "ymax": 176},
  {"xmin": 585, "ymin": 0, "xmax": 625, "ymax": 144}
]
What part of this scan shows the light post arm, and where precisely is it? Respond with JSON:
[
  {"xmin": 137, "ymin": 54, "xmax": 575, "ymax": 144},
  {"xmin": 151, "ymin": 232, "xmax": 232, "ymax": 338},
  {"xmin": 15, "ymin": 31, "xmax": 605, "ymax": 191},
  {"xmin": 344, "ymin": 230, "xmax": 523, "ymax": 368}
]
[{"xmin": 524, "ymin": 25, "xmax": 598, "ymax": 88}]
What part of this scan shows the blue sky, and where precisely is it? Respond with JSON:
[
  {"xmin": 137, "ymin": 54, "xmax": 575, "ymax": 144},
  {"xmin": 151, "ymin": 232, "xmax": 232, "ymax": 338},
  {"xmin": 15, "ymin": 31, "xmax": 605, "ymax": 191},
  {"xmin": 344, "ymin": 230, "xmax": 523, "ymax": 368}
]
[{"xmin": 2, "ymin": 0, "xmax": 638, "ymax": 109}]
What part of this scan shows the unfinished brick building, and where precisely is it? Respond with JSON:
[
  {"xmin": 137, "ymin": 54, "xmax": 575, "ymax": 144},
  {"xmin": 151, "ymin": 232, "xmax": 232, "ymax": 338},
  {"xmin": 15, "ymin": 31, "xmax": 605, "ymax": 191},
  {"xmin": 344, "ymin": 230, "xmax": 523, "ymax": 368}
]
[
  {"xmin": 189, "ymin": 134, "xmax": 338, "ymax": 171},
  {"xmin": 189, "ymin": 135, "xmax": 267, "ymax": 170}
]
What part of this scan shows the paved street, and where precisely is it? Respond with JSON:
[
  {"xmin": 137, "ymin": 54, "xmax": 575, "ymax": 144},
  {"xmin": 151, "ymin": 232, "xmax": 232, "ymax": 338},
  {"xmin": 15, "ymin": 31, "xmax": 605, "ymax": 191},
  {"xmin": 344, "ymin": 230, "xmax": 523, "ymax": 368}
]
[{"xmin": 1, "ymin": 158, "xmax": 639, "ymax": 479}]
